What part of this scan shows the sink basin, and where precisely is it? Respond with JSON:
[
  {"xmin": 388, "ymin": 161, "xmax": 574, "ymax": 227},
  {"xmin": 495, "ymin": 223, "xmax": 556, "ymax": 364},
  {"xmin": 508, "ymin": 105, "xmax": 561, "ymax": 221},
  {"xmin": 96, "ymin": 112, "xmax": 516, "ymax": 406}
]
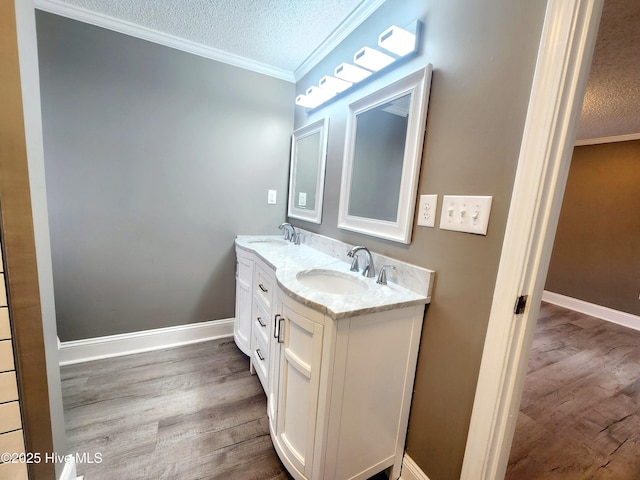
[
  {"xmin": 248, "ymin": 238, "xmax": 288, "ymax": 247},
  {"xmin": 296, "ymin": 269, "xmax": 368, "ymax": 295}
]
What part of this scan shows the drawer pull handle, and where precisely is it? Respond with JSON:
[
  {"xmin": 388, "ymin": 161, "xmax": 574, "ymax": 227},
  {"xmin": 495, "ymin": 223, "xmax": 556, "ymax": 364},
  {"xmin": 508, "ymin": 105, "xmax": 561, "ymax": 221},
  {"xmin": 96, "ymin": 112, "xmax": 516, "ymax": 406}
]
[
  {"xmin": 278, "ymin": 317, "xmax": 285, "ymax": 344},
  {"xmin": 259, "ymin": 283, "xmax": 268, "ymax": 293},
  {"xmin": 257, "ymin": 316, "xmax": 266, "ymax": 327},
  {"xmin": 274, "ymin": 314, "xmax": 281, "ymax": 339},
  {"xmin": 256, "ymin": 348, "xmax": 265, "ymax": 361}
]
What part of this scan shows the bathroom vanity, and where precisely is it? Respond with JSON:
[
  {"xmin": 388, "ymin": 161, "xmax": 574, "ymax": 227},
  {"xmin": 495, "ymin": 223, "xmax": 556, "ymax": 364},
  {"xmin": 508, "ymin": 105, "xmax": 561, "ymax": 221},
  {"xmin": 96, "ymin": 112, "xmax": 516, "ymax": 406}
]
[{"xmin": 234, "ymin": 232, "xmax": 434, "ymax": 480}]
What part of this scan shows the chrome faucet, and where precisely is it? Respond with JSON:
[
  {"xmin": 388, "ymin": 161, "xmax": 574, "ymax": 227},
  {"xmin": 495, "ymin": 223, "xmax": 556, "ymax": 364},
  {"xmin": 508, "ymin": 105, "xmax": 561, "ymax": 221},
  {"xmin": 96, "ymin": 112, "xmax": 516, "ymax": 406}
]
[
  {"xmin": 347, "ymin": 246, "xmax": 376, "ymax": 278},
  {"xmin": 279, "ymin": 222, "xmax": 298, "ymax": 244}
]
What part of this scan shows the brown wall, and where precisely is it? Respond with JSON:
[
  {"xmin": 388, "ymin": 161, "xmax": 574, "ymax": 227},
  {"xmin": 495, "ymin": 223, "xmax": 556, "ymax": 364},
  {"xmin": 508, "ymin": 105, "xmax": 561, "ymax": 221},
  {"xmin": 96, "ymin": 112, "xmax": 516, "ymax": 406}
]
[
  {"xmin": 292, "ymin": 0, "xmax": 547, "ymax": 478},
  {"xmin": 0, "ymin": 1, "xmax": 56, "ymax": 478},
  {"xmin": 546, "ymin": 140, "xmax": 640, "ymax": 316}
]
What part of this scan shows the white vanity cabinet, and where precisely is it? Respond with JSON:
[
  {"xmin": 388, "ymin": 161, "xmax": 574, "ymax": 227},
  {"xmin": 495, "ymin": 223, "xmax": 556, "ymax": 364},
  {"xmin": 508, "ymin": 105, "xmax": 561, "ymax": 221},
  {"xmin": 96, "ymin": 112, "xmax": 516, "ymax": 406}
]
[
  {"xmin": 233, "ymin": 246, "xmax": 253, "ymax": 356},
  {"xmin": 250, "ymin": 257, "xmax": 276, "ymax": 392},
  {"xmin": 235, "ymin": 234, "xmax": 434, "ymax": 480},
  {"xmin": 270, "ymin": 287, "xmax": 425, "ymax": 480}
]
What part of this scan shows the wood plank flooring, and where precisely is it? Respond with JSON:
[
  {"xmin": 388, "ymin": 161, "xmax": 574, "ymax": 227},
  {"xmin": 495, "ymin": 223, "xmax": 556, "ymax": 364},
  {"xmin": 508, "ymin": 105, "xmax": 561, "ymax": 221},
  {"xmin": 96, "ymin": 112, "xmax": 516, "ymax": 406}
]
[
  {"xmin": 506, "ymin": 302, "xmax": 640, "ymax": 479},
  {"xmin": 61, "ymin": 337, "xmax": 391, "ymax": 480},
  {"xmin": 61, "ymin": 338, "xmax": 292, "ymax": 480}
]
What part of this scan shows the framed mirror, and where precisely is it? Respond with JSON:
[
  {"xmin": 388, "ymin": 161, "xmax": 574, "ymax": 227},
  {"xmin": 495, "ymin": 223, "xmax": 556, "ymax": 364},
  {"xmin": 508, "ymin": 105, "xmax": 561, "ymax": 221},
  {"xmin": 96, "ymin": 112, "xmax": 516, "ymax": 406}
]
[
  {"xmin": 338, "ymin": 65, "xmax": 432, "ymax": 243},
  {"xmin": 288, "ymin": 117, "xmax": 329, "ymax": 224}
]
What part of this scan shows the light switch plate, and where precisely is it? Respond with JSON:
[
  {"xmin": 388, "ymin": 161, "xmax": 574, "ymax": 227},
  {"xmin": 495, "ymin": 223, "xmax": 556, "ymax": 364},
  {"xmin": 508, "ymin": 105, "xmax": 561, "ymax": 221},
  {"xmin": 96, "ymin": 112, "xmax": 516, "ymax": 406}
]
[
  {"xmin": 267, "ymin": 190, "xmax": 277, "ymax": 205},
  {"xmin": 417, "ymin": 194, "xmax": 438, "ymax": 227},
  {"xmin": 439, "ymin": 195, "xmax": 493, "ymax": 235}
]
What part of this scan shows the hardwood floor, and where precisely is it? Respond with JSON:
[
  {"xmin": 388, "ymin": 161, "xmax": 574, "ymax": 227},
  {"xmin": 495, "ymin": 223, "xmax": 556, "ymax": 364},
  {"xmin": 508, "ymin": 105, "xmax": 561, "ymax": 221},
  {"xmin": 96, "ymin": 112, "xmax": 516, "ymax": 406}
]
[
  {"xmin": 506, "ymin": 302, "xmax": 640, "ymax": 479},
  {"xmin": 62, "ymin": 338, "xmax": 292, "ymax": 479},
  {"xmin": 61, "ymin": 337, "xmax": 392, "ymax": 479}
]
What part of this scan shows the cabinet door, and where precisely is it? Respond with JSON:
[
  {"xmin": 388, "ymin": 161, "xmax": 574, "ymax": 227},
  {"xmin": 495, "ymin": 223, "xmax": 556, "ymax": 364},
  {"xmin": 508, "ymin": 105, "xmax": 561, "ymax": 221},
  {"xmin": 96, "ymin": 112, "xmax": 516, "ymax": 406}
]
[
  {"xmin": 233, "ymin": 250, "xmax": 253, "ymax": 356},
  {"xmin": 275, "ymin": 303, "xmax": 324, "ymax": 478}
]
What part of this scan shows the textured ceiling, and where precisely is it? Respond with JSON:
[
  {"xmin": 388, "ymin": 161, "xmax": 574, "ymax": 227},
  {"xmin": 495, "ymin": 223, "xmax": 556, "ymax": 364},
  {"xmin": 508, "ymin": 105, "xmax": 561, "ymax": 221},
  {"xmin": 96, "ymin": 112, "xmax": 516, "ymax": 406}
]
[
  {"xmin": 36, "ymin": 0, "xmax": 640, "ymax": 141},
  {"xmin": 43, "ymin": 0, "xmax": 365, "ymax": 73},
  {"xmin": 576, "ymin": 0, "xmax": 640, "ymax": 140}
]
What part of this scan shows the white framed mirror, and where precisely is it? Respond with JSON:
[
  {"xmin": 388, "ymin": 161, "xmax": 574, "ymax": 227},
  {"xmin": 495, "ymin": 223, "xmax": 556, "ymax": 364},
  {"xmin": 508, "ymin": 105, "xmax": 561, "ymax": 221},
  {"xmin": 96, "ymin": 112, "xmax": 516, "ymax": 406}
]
[
  {"xmin": 338, "ymin": 65, "xmax": 432, "ymax": 243},
  {"xmin": 288, "ymin": 117, "xmax": 329, "ymax": 224}
]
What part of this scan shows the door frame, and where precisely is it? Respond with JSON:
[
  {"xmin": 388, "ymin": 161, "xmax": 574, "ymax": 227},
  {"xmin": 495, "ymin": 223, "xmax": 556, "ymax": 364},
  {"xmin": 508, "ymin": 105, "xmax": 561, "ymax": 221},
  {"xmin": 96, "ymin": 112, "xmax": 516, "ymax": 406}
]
[{"xmin": 461, "ymin": 1, "xmax": 604, "ymax": 479}]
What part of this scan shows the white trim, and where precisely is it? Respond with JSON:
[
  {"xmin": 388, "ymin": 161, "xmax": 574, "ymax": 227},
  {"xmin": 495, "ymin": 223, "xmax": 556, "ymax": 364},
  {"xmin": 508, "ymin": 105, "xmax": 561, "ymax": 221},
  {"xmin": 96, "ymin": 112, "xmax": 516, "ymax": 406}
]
[
  {"xmin": 58, "ymin": 456, "xmax": 77, "ymax": 480},
  {"xmin": 294, "ymin": 0, "xmax": 386, "ymax": 81},
  {"xmin": 400, "ymin": 454, "xmax": 431, "ymax": 480},
  {"xmin": 542, "ymin": 290, "xmax": 640, "ymax": 332},
  {"xmin": 461, "ymin": 1, "xmax": 603, "ymax": 480},
  {"xmin": 58, "ymin": 318, "xmax": 234, "ymax": 366},
  {"xmin": 34, "ymin": 0, "xmax": 295, "ymax": 82},
  {"xmin": 574, "ymin": 132, "xmax": 640, "ymax": 146}
]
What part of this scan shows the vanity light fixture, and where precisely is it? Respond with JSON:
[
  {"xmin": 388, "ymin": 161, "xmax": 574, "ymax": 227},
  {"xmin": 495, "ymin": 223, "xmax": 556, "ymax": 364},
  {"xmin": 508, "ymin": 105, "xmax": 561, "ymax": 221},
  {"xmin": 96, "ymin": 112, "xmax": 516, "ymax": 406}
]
[
  {"xmin": 353, "ymin": 46, "xmax": 394, "ymax": 72},
  {"xmin": 295, "ymin": 93, "xmax": 320, "ymax": 109},
  {"xmin": 378, "ymin": 24, "xmax": 417, "ymax": 57},
  {"xmin": 296, "ymin": 86, "xmax": 335, "ymax": 108},
  {"xmin": 334, "ymin": 62, "xmax": 372, "ymax": 83},
  {"xmin": 296, "ymin": 20, "xmax": 422, "ymax": 110},
  {"xmin": 318, "ymin": 75, "xmax": 352, "ymax": 93},
  {"xmin": 308, "ymin": 85, "xmax": 336, "ymax": 106}
]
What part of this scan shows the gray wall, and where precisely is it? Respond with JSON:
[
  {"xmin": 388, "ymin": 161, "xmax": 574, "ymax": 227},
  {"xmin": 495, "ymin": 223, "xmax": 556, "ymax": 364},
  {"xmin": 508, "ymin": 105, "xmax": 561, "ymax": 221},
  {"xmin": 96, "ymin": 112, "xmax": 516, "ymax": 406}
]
[
  {"xmin": 546, "ymin": 140, "xmax": 640, "ymax": 316},
  {"xmin": 292, "ymin": 0, "xmax": 547, "ymax": 478},
  {"xmin": 36, "ymin": 12, "xmax": 294, "ymax": 341}
]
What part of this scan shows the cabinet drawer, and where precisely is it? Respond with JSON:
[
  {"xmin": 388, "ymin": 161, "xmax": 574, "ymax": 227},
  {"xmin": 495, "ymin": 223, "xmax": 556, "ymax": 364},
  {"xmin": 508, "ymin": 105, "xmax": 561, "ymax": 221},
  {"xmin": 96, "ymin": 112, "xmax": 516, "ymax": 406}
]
[
  {"xmin": 252, "ymin": 328, "xmax": 269, "ymax": 391},
  {"xmin": 236, "ymin": 251, "xmax": 253, "ymax": 285},
  {"xmin": 254, "ymin": 263, "xmax": 274, "ymax": 309},
  {"xmin": 253, "ymin": 300, "xmax": 271, "ymax": 345}
]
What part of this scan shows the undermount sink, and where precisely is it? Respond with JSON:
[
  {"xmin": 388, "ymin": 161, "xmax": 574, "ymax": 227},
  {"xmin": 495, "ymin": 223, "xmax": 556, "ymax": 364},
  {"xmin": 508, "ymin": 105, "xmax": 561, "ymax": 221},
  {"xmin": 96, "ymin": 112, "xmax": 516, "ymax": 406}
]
[
  {"xmin": 248, "ymin": 238, "xmax": 288, "ymax": 247},
  {"xmin": 296, "ymin": 269, "xmax": 368, "ymax": 295}
]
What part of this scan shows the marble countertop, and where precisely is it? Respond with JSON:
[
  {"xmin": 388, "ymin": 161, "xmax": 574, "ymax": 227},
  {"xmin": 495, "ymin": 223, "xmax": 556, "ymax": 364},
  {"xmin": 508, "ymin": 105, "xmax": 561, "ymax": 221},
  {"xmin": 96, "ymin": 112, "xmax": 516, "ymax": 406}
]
[{"xmin": 235, "ymin": 235, "xmax": 430, "ymax": 320}]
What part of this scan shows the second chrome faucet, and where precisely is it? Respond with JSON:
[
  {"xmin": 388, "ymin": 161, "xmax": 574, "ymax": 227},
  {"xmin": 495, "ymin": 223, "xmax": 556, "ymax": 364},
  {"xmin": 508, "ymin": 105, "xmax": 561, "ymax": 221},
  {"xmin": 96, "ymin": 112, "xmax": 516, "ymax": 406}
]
[{"xmin": 279, "ymin": 222, "xmax": 299, "ymax": 245}]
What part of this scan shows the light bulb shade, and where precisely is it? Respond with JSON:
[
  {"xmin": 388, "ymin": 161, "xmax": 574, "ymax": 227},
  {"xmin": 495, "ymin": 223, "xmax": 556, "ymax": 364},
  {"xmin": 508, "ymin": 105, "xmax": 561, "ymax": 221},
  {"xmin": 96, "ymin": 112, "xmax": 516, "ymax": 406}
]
[
  {"xmin": 318, "ymin": 75, "xmax": 352, "ymax": 93},
  {"xmin": 297, "ymin": 86, "xmax": 335, "ymax": 109},
  {"xmin": 296, "ymin": 94, "xmax": 321, "ymax": 109},
  {"xmin": 334, "ymin": 62, "xmax": 372, "ymax": 83},
  {"xmin": 378, "ymin": 25, "xmax": 417, "ymax": 57},
  {"xmin": 353, "ymin": 46, "xmax": 394, "ymax": 72}
]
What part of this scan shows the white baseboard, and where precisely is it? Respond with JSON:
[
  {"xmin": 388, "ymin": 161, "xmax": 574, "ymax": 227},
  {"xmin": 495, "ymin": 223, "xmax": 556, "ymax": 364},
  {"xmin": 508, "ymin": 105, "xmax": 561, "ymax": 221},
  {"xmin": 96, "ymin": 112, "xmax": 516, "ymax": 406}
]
[
  {"xmin": 58, "ymin": 318, "xmax": 234, "ymax": 366},
  {"xmin": 542, "ymin": 291, "xmax": 640, "ymax": 332},
  {"xmin": 58, "ymin": 457, "xmax": 77, "ymax": 480},
  {"xmin": 401, "ymin": 454, "xmax": 431, "ymax": 480}
]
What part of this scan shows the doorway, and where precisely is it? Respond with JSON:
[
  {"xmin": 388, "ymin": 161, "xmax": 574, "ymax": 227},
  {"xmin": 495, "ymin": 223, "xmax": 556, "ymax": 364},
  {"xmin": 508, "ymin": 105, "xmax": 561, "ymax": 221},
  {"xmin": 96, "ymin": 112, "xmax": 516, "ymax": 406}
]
[{"xmin": 460, "ymin": 1, "xmax": 606, "ymax": 478}]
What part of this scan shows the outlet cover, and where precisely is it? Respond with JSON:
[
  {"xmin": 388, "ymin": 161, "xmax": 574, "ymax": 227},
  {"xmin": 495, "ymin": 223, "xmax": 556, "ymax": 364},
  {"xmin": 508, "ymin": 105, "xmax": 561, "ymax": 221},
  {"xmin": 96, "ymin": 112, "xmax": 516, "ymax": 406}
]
[
  {"xmin": 439, "ymin": 195, "xmax": 493, "ymax": 235},
  {"xmin": 417, "ymin": 194, "xmax": 438, "ymax": 227}
]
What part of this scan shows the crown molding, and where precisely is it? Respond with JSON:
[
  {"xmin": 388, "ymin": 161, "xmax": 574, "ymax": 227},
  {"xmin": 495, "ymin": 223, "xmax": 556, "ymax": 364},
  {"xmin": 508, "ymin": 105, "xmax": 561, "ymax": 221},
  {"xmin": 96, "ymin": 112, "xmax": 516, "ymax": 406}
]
[
  {"xmin": 574, "ymin": 132, "xmax": 640, "ymax": 146},
  {"xmin": 294, "ymin": 0, "xmax": 386, "ymax": 82},
  {"xmin": 34, "ymin": 0, "xmax": 296, "ymax": 82}
]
